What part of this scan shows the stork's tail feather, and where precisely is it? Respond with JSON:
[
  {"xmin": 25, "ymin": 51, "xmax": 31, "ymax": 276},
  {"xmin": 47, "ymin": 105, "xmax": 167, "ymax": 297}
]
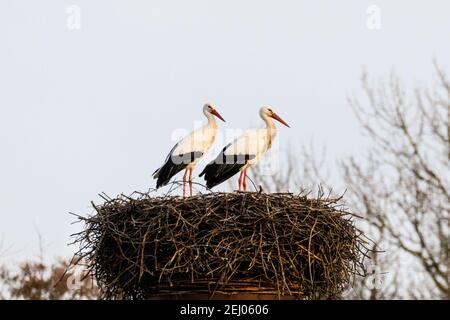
[{"xmin": 152, "ymin": 168, "xmax": 160, "ymax": 179}]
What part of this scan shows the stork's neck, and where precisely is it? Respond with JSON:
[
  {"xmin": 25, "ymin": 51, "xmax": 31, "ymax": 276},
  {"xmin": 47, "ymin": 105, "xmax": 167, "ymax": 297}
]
[
  {"xmin": 262, "ymin": 114, "xmax": 277, "ymax": 132},
  {"xmin": 261, "ymin": 113, "xmax": 277, "ymax": 150},
  {"xmin": 205, "ymin": 112, "xmax": 217, "ymax": 129}
]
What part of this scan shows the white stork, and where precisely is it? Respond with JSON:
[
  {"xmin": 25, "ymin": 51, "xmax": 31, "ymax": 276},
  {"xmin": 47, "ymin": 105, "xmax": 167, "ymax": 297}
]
[
  {"xmin": 200, "ymin": 107, "xmax": 290, "ymax": 191},
  {"xmin": 153, "ymin": 103, "xmax": 225, "ymax": 197}
]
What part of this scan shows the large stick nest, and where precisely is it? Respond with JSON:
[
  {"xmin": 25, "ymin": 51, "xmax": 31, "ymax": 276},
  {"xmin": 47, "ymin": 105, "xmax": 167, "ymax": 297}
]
[{"xmin": 73, "ymin": 190, "xmax": 370, "ymax": 299}]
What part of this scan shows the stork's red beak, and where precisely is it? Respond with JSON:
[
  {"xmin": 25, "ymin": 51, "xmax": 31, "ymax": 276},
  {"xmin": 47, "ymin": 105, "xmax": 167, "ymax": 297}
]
[
  {"xmin": 271, "ymin": 112, "xmax": 290, "ymax": 128},
  {"xmin": 211, "ymin": 109, "xmax": 226, "ymax": 122}
]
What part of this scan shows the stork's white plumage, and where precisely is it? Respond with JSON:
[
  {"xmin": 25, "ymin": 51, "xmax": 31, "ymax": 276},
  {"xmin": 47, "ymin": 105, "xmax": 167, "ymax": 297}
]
[
  {"xmin": 153, "ymin": 103, "xmax": 225, "ymax": 197},
  {"xmin": 200, "ymin": 107, "xmax": 290, "ymax": 190}
]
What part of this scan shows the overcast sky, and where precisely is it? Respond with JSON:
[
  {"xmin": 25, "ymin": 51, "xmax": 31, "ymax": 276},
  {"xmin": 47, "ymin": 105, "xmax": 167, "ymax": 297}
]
[{"xmin": 1, "ymin": 0, "xmax": 449, "ymax": 261}]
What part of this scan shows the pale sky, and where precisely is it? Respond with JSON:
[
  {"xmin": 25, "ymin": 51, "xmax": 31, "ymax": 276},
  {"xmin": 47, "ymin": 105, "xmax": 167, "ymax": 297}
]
[{"xmin": 1, "ymin": 0, "xmax": 449, "ymax": 261}]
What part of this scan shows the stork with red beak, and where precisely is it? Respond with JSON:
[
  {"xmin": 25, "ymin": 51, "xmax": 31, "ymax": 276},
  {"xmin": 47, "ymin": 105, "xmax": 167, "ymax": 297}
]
[
  {"xmin": 153, "ymin": 103, "xmax": 225, "ymax": 197},
  {"xmin": 200, "ymin": 107, "xmax": 290, "ymax": 190}
]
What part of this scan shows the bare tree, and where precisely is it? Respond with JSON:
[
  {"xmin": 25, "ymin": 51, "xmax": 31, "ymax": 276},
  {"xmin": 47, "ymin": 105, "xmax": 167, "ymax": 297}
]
[{"xmin": 342, "ymin": 62, "xmax": 450, "ymax": 299}]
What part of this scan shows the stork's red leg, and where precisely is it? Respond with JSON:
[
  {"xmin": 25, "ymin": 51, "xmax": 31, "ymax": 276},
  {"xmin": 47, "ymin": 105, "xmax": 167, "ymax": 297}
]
[
  {"xmin": 243, "ymin": 169, "xmax": 247, "ymax": 191},
  {"xmin": 182, "ymin": 168, "xmax": 188, "ymax": 198},
  {"xmin": 189, "ymin": 167, "xmax": 193, "ymax": 197},
  {"xmin": 238, "ymin": 171, "xmax": 243, "ymax": 191}
]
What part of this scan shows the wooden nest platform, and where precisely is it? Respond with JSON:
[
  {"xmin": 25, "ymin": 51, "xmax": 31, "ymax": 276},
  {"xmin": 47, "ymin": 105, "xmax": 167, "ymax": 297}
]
[{"xmin": 73, "ymin": 191, "xmax": 370, "ymax": 299}]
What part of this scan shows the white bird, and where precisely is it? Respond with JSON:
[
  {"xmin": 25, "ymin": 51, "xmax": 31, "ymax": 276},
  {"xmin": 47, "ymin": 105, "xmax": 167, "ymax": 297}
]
[
  {"xmin": 153, "ymin": 103, "xmax": 225, "ymax": 197},
  {"xmin": 200, "ymin": 107, "xmax": 290, "ymax": 191}
]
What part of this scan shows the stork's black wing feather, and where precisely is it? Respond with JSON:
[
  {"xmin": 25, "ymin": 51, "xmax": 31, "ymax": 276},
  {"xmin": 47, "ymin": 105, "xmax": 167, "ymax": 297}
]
[
  {"xmin": 155, "ymin": 151, "xmax": 203, "ymax": 188},
  {"xmin": 199, "ymin": 145, "xmax": 255, "ymax": 189}
]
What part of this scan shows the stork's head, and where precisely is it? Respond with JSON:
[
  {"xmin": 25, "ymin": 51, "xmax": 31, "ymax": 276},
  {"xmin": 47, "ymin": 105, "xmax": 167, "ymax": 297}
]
[
  {"xmin": 203, "ymin": 103, "xmax": 225, "ymax": 122},
  {"xmin": 260, "ymin": 106, "xmax": 290, "ymax": 128}
]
